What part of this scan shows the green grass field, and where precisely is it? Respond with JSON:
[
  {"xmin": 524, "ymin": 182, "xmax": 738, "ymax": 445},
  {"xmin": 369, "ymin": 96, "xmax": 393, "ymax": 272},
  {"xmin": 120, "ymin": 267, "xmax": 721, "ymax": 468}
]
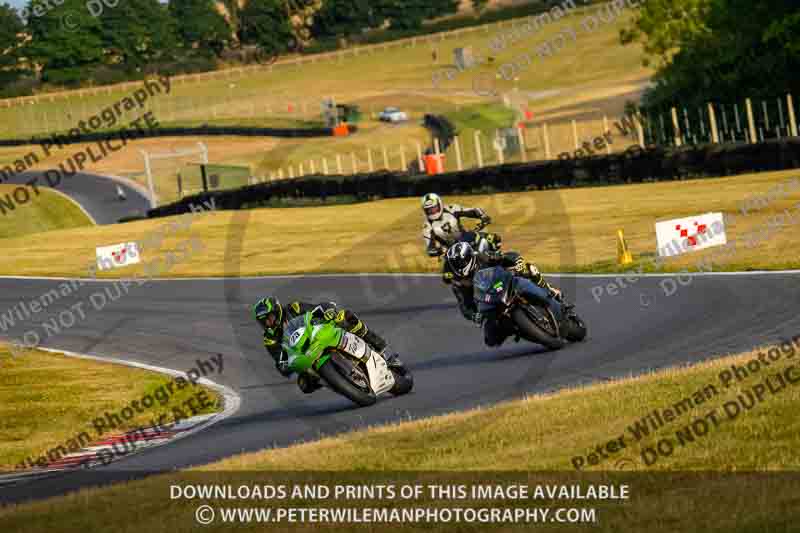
[
  {"xmin": 0, "ymin": 184, "xmax": 94, "ymax": 239},
  {"xmin": 0, "ymin": 5, "xmax": 653, "ymax": 208},
  {"xmin": 0, "ymin": 345, "xmax": 222, "ymax": 470},
  {"xmin": 1, "ymin": 345, "xmax": 797, "ymax": 532},
  {"xmin": 0, "ymin": 5, "xmax": 650, "ymax": 144},
  {"xmin": 0, "ymin": 169, "xmax": 796, "ymax": 278}
]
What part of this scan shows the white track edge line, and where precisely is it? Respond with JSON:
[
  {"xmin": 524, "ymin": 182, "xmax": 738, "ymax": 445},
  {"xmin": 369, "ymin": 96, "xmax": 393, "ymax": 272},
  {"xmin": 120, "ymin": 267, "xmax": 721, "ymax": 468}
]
[
  {"xmin": 43, "ymin": 188, "xmax": 98, "ymax": 226},
  {"xmin": 33, "ymin": 347, "xmax": 241, "ymax": 463},
  {"xmin": 1, "ymin": 270, "xmax": 800, "ymax": 282}
]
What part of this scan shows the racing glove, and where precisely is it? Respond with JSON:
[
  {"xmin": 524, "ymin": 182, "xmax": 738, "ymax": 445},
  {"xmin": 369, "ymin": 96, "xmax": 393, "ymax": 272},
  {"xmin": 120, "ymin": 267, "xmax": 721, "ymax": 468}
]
[
  {"xmin": 512, "ymin": 256, "xmax": 527, "ymax": 274},
  {"xmin": 471, "ymin": 311, "xmax": 484, "ymax": 324},
  {"xmin": 548, "ymin": 286, "xmax": 564, "ymax": 302},
  {"xmin": 480, "ymin": 214, "xmax": 492, "ymax": 225}
]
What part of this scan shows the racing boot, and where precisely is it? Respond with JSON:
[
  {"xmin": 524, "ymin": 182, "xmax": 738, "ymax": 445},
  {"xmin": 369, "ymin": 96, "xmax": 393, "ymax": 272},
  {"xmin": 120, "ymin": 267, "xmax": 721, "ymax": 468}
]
[
  {"xmin": 361, "ymin": 328, "xmax": 388, "ymax": 353},
  {"xmin": 382, "ymin": 349, "xmax": 408, "ymax": 375},
  {"xmin": 297, "ymin": 372, "xmax": 322, "ymax": 394},
  {"xmin": 361, "ymin": 329, "xmax": 407, "ymax": 375}
]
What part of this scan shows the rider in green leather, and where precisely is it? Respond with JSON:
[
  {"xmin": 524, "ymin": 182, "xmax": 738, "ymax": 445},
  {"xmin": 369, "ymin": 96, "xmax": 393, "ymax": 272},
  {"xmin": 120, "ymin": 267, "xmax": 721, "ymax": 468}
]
[{"xmin": 253, "ymin": 297, "xmax": 404, "ymax": 393}]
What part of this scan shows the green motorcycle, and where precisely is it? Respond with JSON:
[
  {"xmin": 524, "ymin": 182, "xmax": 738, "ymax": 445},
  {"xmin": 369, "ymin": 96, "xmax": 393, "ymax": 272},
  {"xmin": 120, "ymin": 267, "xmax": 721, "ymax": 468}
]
[{"xmin": 282, "ymin": 312, "xmax": 414, "ymax": 407}]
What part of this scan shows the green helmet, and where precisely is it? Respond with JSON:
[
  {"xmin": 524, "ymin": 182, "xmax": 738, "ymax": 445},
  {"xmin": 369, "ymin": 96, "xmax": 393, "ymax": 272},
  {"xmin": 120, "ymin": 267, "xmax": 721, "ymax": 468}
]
[{"xmin": 253, "ymin": 296, "xmax": 283, "ymax": 334}]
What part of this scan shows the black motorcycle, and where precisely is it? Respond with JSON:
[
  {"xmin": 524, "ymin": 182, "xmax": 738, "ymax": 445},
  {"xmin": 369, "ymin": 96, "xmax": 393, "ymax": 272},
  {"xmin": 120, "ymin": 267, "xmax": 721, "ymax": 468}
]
[
  {"xmin": 431, "ymin": 220, "xmax": 501, "ymax": 258},
  {"xmin": 473, "ymin": 266, "xmax": 587, "ymax": 350}
]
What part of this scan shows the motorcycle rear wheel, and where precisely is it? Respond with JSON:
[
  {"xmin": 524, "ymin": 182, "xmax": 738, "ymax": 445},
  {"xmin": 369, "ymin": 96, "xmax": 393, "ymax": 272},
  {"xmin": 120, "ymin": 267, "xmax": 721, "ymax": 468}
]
[
  {"xmin": 318, "ymin": 358, "xmax": 377, "ymax": 407},
  {"xmin": 511, "ymin": 306, "xmax": 565, "ymax": 350}
]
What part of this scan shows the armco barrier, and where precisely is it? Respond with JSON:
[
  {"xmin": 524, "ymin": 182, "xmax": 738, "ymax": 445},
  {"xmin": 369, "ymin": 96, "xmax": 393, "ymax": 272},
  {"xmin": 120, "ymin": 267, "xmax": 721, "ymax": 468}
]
[
  {"xmin": 147, "ymin": 138, "xmax": 800, "ymax": 219},
  {"xmin": 0, "ymin": 124, "xmax": 357, "ymax": 147}
]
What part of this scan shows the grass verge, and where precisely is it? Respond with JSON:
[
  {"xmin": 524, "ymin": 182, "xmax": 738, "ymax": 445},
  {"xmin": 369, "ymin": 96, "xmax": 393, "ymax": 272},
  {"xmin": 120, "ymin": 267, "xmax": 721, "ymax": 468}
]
[
  {"xmin": 0, "ymin": 345, "xmax": 222, "ymax": 470},
  {"xmin": 1, "ymin": 343, "xmax": 799, "ymax": 531},
  {"xmin": 0, "ymin": 169, "xmax": 798, "ymax": 278},
  {"xmin": 0, "ymin": 184, "xmax": 94, "ymax": 239}
]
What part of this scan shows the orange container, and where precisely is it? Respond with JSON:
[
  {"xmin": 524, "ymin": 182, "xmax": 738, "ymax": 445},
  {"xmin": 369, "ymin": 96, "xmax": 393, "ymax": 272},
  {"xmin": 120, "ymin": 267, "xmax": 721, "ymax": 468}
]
[
  {"xmin": 332, "ymin": 123, "xmax": 350, "ymax": 137},
  {"xmin": 425, "ymin": 154, "xmax": 445, "ymax": 175}
]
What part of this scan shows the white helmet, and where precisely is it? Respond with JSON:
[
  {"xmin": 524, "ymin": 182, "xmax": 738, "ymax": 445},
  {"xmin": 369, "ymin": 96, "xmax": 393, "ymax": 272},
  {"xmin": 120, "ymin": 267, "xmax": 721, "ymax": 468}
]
[{"xmin": 422, "ymin": 193, "xmax": 444, "ymax": 220}]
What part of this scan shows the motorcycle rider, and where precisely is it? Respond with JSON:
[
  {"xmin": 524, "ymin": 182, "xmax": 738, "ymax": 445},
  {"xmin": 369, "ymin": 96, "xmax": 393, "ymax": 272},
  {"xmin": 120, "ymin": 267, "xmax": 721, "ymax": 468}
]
[
  {"xmin": 253, "ymin": 297, "xmax": 405, "ymax": 393},
  {"xmin": 443, "ymin": 242, "xmax": 565, "ymax": 347},
  {"xmin": 422, "ymin": 193, "xmax": 502, "ymax": 257}
]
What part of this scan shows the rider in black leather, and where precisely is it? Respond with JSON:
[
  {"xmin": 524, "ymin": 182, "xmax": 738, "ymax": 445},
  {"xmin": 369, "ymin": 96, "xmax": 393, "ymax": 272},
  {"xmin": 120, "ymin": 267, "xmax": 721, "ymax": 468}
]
[{"xmin": 443, "ymin": 242, "xmax": 564, "ymax": 347}]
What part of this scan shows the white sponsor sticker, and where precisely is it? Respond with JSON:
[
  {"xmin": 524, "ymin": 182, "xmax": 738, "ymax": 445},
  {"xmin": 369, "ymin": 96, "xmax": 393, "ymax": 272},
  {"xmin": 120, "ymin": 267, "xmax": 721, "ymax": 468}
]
[
  {"xmin": 655, "ymin": 212, "xmax": 727, "ymax": 257},
  {"xmin": 289, "ymin": 329, "xmax": 303, "ymax": 347},
  {"xmin": 96, "ymin": 242, "xmax": 141, "ymax": 270}
]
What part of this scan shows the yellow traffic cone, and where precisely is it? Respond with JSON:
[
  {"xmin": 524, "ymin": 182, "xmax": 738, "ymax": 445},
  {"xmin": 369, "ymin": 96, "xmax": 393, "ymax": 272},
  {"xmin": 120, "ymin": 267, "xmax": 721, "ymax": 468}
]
[{"xmin": 617, "ymin": 229, "xmax": 633, "ymax": 265}]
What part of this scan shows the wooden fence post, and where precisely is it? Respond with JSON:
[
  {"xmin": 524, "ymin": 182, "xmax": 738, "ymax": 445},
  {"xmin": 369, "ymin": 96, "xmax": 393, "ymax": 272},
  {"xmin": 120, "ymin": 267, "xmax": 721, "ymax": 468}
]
[
  {"xmin": 671, "ymin": 107, "xmax": 682, "ymax": 147},
  {"xmin": 322, "ymin": 158, "xmax": 329, "ymax": 175},
  {"xmin": 572, "ymin": 120, "xmax": 579, "ymax": 150},
  {"xmin": 708, "ymin": 103, "xmax": 720, "ymax": 144},
  {"xmin": 788, "ymin": 94, "xmax": 798, "ymax": 137},
  {"xmin": 416, "ymin": 141, "xmax": 424, "ymax": 172},
  {"xmin": 746, "ymin": 98, "xmax": 757, "ymax": 144},
  {"xmin": 367, "ymin": 149, "xmax": 374, "ymax": 172},
  {"xmin": 382, "ymin": 146, "xmax": 389, "ymax": 169},
  {"xmin": 336, "ymin": 154, "xmax": 343, "ymax": 174},
  {"xmin": 636, "ymin": 115, "xmax": 645, "ymax": 147},
  {"xmin": 542, "ymin": 123, "xmax": 551, "ymax": 159},
  {"xmin": 400, "ymin": 147, "xmax": 407, "ymax": 170},
  {"xmin": 516, "ymin": 126, "xmax": 527, "ymax": 162},
  {"xmin": 454, "ymin": 136, "xmax": 463, "ymax": 170},
  {"xmin": 602, "ymin": 116, "xmax": 612, "ymax": 154},
  {"xmin": 495, "ymin": 130, "xmax": 505, "ymax": 164},
  {"xmin": 351, "ymin": 152, "xmax": 358, "ymax": 173},
  {"xmin": 474, "ymin": 131, "xmax": 484, "ymax": 168}
]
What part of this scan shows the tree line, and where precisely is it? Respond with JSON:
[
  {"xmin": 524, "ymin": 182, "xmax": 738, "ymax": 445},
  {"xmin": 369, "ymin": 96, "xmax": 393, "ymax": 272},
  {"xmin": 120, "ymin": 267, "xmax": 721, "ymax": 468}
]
[
  {"xmin": 622, "ymin": 0, "xmax": 800, "ymax": 108},
  {"xmin": 0, "ymin": 0, "xmax": 461, "ymax": 95}
]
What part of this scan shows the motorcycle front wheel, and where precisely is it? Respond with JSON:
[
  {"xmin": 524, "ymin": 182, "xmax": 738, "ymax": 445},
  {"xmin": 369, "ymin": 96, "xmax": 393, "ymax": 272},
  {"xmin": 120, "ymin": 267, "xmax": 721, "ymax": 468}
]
[
  {"xmin": 389, "ymin": 367, "xmax": 414, "ymax": 396},
  {"xmin": 510, "ymin": 306, "xmax": 565, "ymax": 350},
  {"xmin": 318, "ymin": 357, "xmax": 377, "ymax": 407},
  {"xmin": 562, "ymin": 313, "xmax": 587, "ymax": 342}
]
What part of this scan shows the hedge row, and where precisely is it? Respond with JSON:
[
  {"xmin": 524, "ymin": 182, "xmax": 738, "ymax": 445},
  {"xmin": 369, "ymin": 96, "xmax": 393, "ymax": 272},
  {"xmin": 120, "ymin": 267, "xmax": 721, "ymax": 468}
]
[
  {"xmin": 0, "ymin": 124, "xmax": 357, "ymax": 147},
  {"xmin": 148, "ymin": 138, "xmax": 800, "ymax": 218}
]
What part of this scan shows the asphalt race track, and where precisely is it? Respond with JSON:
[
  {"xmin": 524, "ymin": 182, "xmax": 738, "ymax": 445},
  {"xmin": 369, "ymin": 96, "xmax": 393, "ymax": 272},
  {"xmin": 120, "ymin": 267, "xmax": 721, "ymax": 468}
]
[
  {"xmin": 2, "ymin": 271, "xmax": 800, "ymax": 504},
  {"xmin": 5, "ymin": 172, "xmax": 151, "ymax": 224}
]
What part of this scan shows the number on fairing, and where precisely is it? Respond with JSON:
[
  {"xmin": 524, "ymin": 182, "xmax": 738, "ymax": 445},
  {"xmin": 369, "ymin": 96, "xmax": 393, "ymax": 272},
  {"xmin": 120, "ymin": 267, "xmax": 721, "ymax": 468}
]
[{"xmin": 289, "ymin": 329, "xmax": 303, "ymax": 346}]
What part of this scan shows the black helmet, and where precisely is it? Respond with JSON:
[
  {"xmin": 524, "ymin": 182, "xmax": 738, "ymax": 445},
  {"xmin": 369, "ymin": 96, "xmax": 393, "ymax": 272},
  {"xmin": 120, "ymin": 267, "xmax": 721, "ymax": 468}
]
[
  {"xmin": 253, "ymin": 296, "xmax": 283, "ymax": 336},
  {"xmin": 446, "ymin": 242, "xmax": 477, "ymax": 278}
]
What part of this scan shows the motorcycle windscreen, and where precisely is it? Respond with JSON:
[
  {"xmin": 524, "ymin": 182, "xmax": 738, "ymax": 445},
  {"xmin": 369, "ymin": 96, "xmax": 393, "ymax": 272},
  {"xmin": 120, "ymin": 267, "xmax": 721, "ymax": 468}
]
[
  {"xmin": 473, "ymin": 266, "xmax": 512, "ymax": 311},
  {"xmin": 282, "ymin": 315, "xmax": 310, "ymax": 359}
]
